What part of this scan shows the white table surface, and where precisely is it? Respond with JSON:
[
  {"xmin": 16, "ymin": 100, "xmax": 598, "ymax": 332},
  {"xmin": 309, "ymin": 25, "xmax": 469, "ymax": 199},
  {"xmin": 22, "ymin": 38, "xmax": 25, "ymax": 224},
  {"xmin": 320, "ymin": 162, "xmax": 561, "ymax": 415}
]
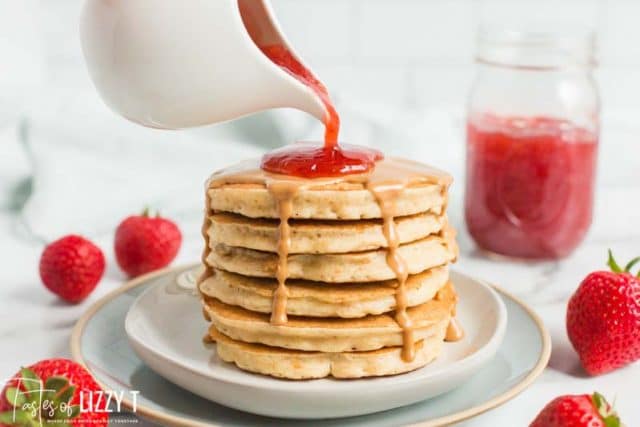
[{"xmin": 1, "ymin": 112, "xmax": 639, "ymax": 426}]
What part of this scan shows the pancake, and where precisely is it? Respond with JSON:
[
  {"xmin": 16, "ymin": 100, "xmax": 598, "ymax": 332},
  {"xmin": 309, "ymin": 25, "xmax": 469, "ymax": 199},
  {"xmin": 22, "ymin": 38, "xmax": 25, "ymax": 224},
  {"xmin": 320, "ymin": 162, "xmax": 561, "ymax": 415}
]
[
  {"xmin": 206, "ymin": 228, "xmax": 457, "ymax": 283},
  {"xmin": 202, "ymin": 282, "xmax": 456, "ymax": 353},
  {"xmin": 208, "ymin": 212, "xmax": 446, "ymax": 254},
  {"xmin": 208, "ymin": 181, "xmax": 447, "ymax": 220},
  {"xmin": 209, "ymin": 327, "xmax": 445, "ymax": 379},
  {"xmin": 199, "ymin": 266, "xmax": 449, "ymax": 318}
]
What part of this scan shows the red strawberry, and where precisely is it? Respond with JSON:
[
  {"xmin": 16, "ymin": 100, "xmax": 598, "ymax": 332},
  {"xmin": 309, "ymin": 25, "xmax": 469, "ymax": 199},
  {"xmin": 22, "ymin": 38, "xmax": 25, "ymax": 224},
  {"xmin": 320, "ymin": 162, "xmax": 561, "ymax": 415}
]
[
  {"xmin": 530, "ymin": 392, "xmax": 621, "ymax": 427},
  {"xmin": 39, "ymin": 235, "xmax": 106, "ymax": 303},
  {"xmin": 0, "ymin": 358, "xmax": 108, "ymax": 427},
  {"xmin": 115, "ymin": 208, "xmax": 182, "ymax": 277},
  {"xmin": 567, "ymin": 250, "xmax": 640, "ymax": 375}
]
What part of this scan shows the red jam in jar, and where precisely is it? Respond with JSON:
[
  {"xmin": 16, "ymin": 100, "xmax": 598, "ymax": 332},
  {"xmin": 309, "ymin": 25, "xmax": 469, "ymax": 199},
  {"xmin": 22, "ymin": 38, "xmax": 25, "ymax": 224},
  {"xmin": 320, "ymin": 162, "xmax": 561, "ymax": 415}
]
[{"xmin": 465, "ymin": 114, "xmax": 598, "ymax": 259}]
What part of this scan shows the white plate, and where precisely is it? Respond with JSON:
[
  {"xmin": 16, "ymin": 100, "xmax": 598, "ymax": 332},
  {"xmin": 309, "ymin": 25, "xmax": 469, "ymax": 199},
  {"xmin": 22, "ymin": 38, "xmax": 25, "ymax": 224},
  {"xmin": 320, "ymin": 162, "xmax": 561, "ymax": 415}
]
[
  {"xmin": 71, "ymin": 266, "xmax": 550, "ymax": 426},
  {"xmin": 122, "ymin": 267, "xmax": 507, "ymax": 419}
]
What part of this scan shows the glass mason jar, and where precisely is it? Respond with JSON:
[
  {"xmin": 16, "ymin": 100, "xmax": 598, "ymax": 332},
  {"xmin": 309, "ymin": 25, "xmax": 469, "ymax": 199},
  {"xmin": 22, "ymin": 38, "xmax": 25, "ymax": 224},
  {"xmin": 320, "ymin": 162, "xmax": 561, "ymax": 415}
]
[{"xmin": 465, "ymin": 28, "xmax": 599, "ymax": 260}]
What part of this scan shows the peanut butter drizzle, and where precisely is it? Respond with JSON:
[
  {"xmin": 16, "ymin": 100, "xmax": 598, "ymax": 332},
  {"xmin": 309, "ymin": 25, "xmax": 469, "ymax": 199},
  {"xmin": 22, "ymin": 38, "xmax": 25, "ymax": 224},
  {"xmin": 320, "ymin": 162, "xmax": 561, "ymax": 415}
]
[
  {"xmin": 267, "ymin": 182, "xmax": 299, "ymax": 325},
  {"xmin": 197, "ymin": 160, "xmax": 315, "ymax": 325},
  {"xmin": 368, "ymin": 181, "xmax": 415, "ymax": 361},
  {"xmin": 196, "ymin": 157, "xmax": 461, "ymax": 353},
  {"xmin": 445, "ymin": 317, "xmax": 465, "ymax": 342}
]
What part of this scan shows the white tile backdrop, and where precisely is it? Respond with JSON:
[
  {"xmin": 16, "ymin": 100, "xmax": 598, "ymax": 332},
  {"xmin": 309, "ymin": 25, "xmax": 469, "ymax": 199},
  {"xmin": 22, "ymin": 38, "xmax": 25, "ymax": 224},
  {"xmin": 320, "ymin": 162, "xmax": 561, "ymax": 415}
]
[{"xmin": 27, "ymin": 0, "xmax": 640, "ymax": 111}]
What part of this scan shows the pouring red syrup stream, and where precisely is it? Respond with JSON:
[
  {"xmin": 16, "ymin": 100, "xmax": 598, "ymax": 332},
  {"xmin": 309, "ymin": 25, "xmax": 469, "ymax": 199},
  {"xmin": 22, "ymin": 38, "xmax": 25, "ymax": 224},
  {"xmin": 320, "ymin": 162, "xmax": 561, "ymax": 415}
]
[{"xmin": 259, "ymin": 45, "xmax": 382, "ymax": 178}]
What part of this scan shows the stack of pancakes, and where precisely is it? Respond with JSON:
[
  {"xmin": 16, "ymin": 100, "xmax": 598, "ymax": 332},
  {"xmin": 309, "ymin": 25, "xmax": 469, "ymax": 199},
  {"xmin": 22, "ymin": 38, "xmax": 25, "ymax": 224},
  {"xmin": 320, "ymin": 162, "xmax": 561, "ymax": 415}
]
[{"xmin": 198, "ymin": 159, "xmax": 459, "ymax": 379}]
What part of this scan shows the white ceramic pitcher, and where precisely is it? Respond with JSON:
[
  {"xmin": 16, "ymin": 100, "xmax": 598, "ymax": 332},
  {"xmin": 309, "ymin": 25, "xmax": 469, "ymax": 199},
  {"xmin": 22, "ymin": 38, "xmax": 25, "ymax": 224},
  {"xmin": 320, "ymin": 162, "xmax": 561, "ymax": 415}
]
[{"xmin": 80, "ymin": 0, "xmax": 326, "ymax": 129}]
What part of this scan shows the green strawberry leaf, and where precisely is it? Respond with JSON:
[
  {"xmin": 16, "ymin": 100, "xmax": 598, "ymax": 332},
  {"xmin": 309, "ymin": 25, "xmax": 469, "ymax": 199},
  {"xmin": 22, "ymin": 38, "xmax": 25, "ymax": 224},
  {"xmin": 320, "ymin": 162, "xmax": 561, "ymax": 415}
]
[
  {"xmin": 5, "ymin": 387, "xmax": 26, "ymax": 407},
  {"xmin": 19, "ymin": 368, "xmax": 42, "ymax": 393},
  {"xmin": 603, "ymin": 414, "xmax": 621, "ymax": 427},
  {"xmin": 0, "ymin": 409, "xmax": 31, "ymax": 425},
  {"xmin": 23, "ymin": 389, "xmax": 40, "ymax": 407},
  {"xmin": 592, "ymin": 391, "xmax": 605, "ymax": 410},
  {"xmin": 592, "ymin": 392, "xmax": 621, "ymax": 427},
  {"xmin": 44, "ymin": 377, "xmax": 68, "ymax": 393},
  {"xmin": 63, "ymin": 404, "xmax": 81, "ymax": 420},
  {"xmin": 607, "ymin": 250, "xmax": 624, "ymax": 273},
  {"xmin": 623, "ymin": 256, "xmax": 640, "ymax": 275},
  {"xmin": 41, "ymin": 390, "xmax": 56, "ymax": 412},
  {"xmin": 42, "ymin": 376, "xmax": 71, "ymax": 412},
  {"xmin": 56, "ymin": 385, "xmax": 76, "ymax": 406},
  {"xmin": 69, "ymin": 405, "xmax": 80, "ymax": 418}
]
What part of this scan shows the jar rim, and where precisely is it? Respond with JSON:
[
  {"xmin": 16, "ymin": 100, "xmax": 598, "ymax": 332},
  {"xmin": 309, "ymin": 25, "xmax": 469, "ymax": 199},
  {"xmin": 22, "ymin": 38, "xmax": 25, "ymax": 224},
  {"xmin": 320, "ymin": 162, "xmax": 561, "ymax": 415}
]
[{"xmin": 476, "ymin": 26, "xmax": 597, "ymax": 70}]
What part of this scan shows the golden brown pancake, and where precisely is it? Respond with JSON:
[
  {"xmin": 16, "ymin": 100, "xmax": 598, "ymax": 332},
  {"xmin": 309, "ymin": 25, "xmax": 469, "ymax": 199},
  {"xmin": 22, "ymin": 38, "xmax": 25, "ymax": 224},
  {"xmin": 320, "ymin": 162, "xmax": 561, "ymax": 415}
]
[
  {"xmin": 202, "ymin": 283, "xmax": 456, "ymax": 353},
  {"xmin": 208, "ymin": 212, "xmax": 446, "ymax": 254},
  {"xmin": 209, "ymin": 327, "xmax": 446, "ymax": 379},
  {"xmin": 206, "ymin": 228, "xmax": 457, "ymax": 283},
  {"xmin": 199, "ymin": 266, "xmax": 449, "ymax": 318},
  {"xmin": 208, "ymin": 181, "xmax": 447, "ymax": 220}
]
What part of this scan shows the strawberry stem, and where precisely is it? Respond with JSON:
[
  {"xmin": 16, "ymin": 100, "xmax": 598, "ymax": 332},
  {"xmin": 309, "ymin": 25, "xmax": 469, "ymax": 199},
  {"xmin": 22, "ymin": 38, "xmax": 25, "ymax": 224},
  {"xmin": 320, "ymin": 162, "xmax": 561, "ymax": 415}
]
[{"xmin": 141, "ymin": 206, "xmax": 160, "ymax": 218}]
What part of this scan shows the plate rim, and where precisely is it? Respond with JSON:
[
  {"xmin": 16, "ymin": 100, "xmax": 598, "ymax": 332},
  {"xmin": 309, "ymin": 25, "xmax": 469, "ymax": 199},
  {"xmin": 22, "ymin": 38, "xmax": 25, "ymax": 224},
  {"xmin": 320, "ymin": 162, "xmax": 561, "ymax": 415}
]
[{"xmin": 70, "ymin": 265, "xmax": 551, "ymax": 427}]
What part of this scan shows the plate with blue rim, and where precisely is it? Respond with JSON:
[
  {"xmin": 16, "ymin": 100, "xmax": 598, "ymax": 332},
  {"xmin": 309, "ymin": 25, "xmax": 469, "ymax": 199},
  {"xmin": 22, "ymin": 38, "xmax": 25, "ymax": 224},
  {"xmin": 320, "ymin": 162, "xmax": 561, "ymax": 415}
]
[{"xmin": 71, "ymin": 265, "xmax": 549, "ymax": 426}]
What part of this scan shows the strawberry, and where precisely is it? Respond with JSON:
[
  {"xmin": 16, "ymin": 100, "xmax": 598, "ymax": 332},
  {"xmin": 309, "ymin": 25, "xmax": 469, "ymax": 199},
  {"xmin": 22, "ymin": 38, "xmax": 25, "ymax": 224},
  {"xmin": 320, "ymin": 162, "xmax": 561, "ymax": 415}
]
[
  {"xmin": 567, "ymin": 250, "xmax": 640, "ymax": 375},
  {"xmin": 0, "ymin": 358, "xmax": 108, "ymax": 427},
  {"xmin": 530, "ymin": 392, "xmax": 621, "ymax": 427},
  {"xmin": 114, "ymin": 208, "xmax": 182, "ymax": 277},
  {"xmin": 39, "ymin": 235, "xmax": 106, "ymax": 304}
]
